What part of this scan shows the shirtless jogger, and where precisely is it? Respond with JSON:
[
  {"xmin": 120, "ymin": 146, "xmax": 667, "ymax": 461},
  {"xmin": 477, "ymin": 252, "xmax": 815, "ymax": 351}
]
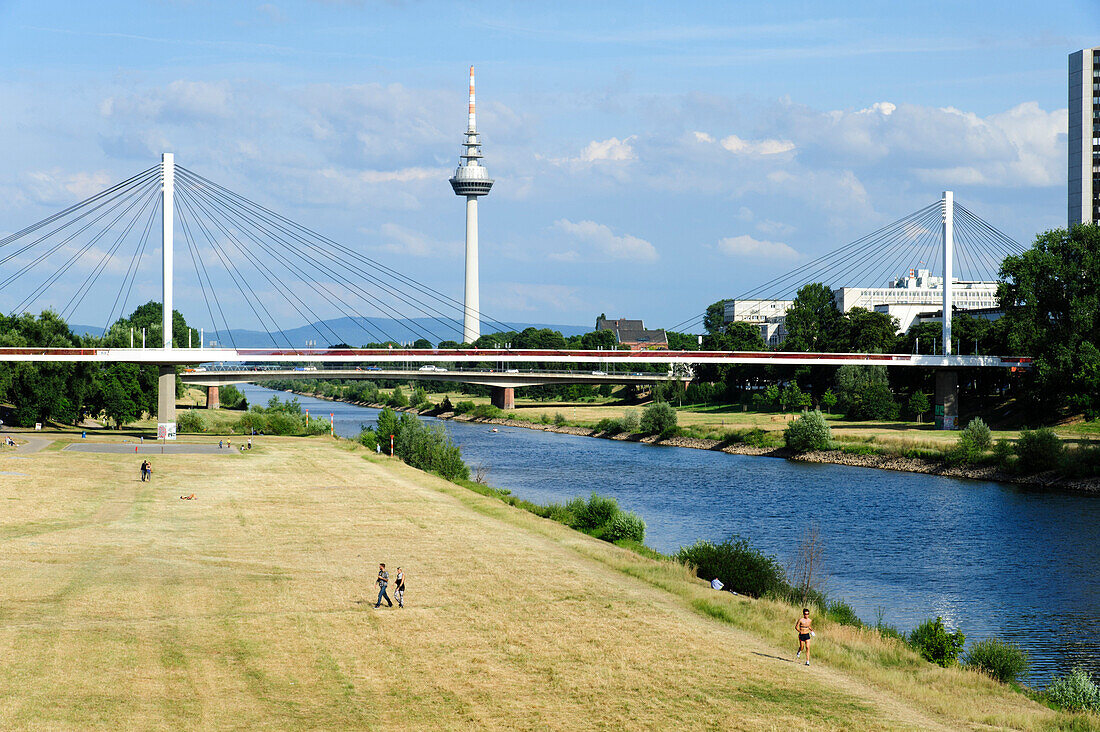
[{"xmin": 795, "ymin": 608, "xmax": 812, "ymax": 665}]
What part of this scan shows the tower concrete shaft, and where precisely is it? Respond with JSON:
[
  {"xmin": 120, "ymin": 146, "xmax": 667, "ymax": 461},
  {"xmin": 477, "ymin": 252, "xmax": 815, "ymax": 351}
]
[{"xmin": 450, "ymin": 66, "xmax": 492, "ymax": 344}]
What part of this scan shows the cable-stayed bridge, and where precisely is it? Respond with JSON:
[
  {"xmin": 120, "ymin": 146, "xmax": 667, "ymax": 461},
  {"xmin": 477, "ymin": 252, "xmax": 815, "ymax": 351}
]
[{"xmin": 0, "ymin": 155, "xmax": 1030, "ymax": 434}]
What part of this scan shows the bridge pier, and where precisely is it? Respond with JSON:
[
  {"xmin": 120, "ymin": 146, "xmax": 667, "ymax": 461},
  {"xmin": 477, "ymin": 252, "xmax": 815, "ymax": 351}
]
[
  {"xmin": 206, "ymin": 385, "xmax": 220, "ymax": 410},
  {"xmin": 490, "ymin": 386, "xmax": 514, "ymax": 411},
  {"xmin": 934, "ymin": 370, "xmax": 959, "ymax": 430},
  {"xmin": 157, "ymin": 366, "xmax": 176, "ymax": 438}
]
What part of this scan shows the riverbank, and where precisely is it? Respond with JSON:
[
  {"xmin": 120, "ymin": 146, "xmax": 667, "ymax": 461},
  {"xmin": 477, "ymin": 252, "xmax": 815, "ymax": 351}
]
[
  {"xmin": 0, "ymin": 433, "xmax": 1091, "ymax": 729},
  {"xmin": 284, "ymin": 389, "xmax": 1100, "ymax": 494}
]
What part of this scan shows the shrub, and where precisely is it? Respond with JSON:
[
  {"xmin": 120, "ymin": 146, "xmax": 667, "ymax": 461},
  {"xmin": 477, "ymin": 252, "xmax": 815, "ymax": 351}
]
[
  {"xmin": 469, "ymin": 403, "xmax": 502, "ymax": 420},
  {"xmin": 950, "ymin": 418, "xmax": 994, "ymax": 465},
  {"xmin": 676, "ymin": 535, "xmax": 788, "ymax": 598},
  {"xmin": 386, "ymin": 387, "xmax": 409, "ymax": 408},
  {"xmin": 640, "ymin": 402, "xmax": 677, "ymax": 435},
  {"xmin": 820, "ymin": 389, "xmax": 838, "ymax": 413},
  {"xmin": 595, "ymin": 417, "xmax": 622, "ymax": 434},
  {"xmin": 235, "ymin": 411, "xmax": 268, "ymax": 434},
  {"xmin": 572, "ymin": 493, "xmax": 620, "ymax": 532},
  {"xmin": 553, "ymin": 412, "xmax": 567, "ymax": 426},
  {"xmin": 784, "ymin": 410, "xmax": 831, "ymax": 452},
  {"xmin": 1046, "ymin": 667, "xmax": 1100, "ymax": 712},
  {"xmin": 176, "ymin": 410, "xmax": 208, "ymax": 433},
  {"xmin": 962, "ymin": 638, "xmax": 1029, "ymax": 684},
  {"xmin": 1016, "ymin": 427, "xmax": 1063, "ymax": 474},
  {"xmin": 539, "ymin": 413, "xmax": 552, "ymax": 424},
  {"xmin": 992, "ymin": 438, "xmax": 1014, "ymax": 466},
  {"xmin": 453, "ymin": 400, "xmax": 476, "ymax": 416},
  {"xmin": 604, "ymin": 511, "xmax": 646, "ymax": 543},
  {"xmin": 409, "ymin": 387, "xmax": 429, "ymax": 409},
  {"xmin": 438, "ymin": 396, "xmax": 454, "ymax": 412},
  {"xmin": 908, "ymin": 617, "xmax": 965, "ymax": 667},
  {"xmin": 621, "ymin": 409, "xmax": 640, "ymax": 432},
  {"xmin": 266, "ymin": 411, "xmax": 303, "ymax": 436},
  {"xmin": 219, "ymin": 384, "xmax": 248, "ymax": 410},
  {"xmin": 357, "ymin": 428, "xmax": 379, "ymax": 451},
  {"xmin": 826, "ymin": 600, "xmax": 864, "ymax": 628}
]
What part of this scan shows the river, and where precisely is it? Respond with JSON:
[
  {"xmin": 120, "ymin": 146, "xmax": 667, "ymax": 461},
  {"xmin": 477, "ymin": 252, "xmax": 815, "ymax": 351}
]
[{"xmin": 241, "ymin": 384, "xmax": 1100, "ymax": 685}]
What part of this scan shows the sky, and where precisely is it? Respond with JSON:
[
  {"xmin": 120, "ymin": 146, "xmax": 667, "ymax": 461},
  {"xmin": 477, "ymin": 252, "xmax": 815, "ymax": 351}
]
[{"xmin": 0, "ymin": 0, "xmax": 1098, "ymax": 335}]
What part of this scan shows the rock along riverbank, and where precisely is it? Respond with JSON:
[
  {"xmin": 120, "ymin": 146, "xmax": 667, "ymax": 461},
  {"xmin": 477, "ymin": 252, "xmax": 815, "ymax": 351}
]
[{"xmin": 281, "ymin": 389, "xmax": 1100, "ymax": 494}]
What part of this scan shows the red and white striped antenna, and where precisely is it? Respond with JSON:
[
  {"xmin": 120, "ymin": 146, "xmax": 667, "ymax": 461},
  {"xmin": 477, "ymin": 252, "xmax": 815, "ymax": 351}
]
[{"xmin": 468, "ymin": 65, "xmax": 476, "ymax": 132}]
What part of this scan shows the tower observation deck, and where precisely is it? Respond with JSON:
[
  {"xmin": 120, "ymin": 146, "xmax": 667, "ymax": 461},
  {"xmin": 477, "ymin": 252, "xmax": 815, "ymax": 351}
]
[{"xmin": 450, "ymin": 66, "xmax": 493, "ymax": 343}]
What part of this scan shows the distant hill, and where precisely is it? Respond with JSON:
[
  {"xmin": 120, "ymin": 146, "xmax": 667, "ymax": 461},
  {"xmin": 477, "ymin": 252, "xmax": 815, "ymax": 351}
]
[{"xmin": 71, "ymin": 317, "xmax": 591, "ymax": 347}]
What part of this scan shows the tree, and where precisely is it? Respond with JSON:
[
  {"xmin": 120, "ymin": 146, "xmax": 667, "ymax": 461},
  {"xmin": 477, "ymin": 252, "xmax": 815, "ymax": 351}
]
[
  {"xmin": 783, "ymin": 283, "xmax": 845, "ymax": 353},
  {"xmin": 704, "ymin": 299, "xmax": 732, "ymax": 335},
  {"xmin": 412, "ymin": 338, "xmax": 432, "ymax": 349},
  {"xmin": 820, "ymin": 389, "xmax": 838, "ymax": 413},
  {"xmin": 844, "ymin": 307, "xmax": 898, "ymax": 353},
  {"xmin": 999, "ymin": 224, "xmax": 1100, "ymax": 419},
  {"xmin": 580, "ymin": 329, "xmax": 616, "ymax": 349},
  {"xmin": 0, "ymin": 311, "xmax": 93, "ymax": 426},
  {"xmin": 665, "ymin": 331, "xmax": 700, "ymax": 351},
  {"xmin": 908, "ymin": 391, "xmax": 930, "ymax": 423},
  {"xmin": 835, "ymin": 365, "xmax": 898, "ymax": 420}
]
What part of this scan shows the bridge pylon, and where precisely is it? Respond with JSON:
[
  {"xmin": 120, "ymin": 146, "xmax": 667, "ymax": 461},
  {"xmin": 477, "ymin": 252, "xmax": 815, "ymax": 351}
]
[{"xmin": 157, "ymin": 152, "xmax": 177, "ymax": 439}]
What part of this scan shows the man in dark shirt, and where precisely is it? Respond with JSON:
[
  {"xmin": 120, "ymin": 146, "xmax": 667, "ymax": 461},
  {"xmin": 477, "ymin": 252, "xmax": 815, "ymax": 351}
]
[{"xmin": 374, "ymin": 563, "xmax": 393, "ymax": 608}]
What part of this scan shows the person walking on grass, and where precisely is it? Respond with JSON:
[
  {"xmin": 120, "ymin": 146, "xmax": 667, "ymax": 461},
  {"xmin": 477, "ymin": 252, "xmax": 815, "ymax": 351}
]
[
  {"xmin": 140, "ymin": 460, "xmax": 152, "ymax": 482},
  {"xmin": 374, "ymin": 563, "xmax": 393, "ymax": 608},
  {"xmin": 394, "ymin": 567, "xmax": 405, "ymax": 608},
  {"xmin": 796, "ymin": 608, "xmax": 813, "ymax": 665}
]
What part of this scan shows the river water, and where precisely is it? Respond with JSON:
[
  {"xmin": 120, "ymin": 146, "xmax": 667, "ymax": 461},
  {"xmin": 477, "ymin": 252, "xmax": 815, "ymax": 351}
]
[{"xmin": 241, "ymin": 384, "xmax": 1100, "ymax": 685}]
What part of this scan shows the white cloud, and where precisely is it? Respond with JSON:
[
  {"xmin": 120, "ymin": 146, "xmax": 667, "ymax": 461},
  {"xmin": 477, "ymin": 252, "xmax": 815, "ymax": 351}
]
[
  {"xmin": 716, "ymin": 234, "xmax": 800, "ymax": 260},
  {"xmin": 357, "ymin": 166, "xmax": 449, "ymax": 184},
  {"xmin": 25, "ymin": 169, "xmax": 113, "ymax": 204},
  {"xmin": 579, "ymin": 136, "xmax": 636, "ymax": 162},
  {"xmin": 553, "ymin": 219, "xmax": 657, "ymax": 262},
  {"xmin": 692, "ymin": 131, "xmax": 715, "ymax": 143},
  {"xmin": 718, "ymin": 134, "xmax": 796, "ymax": 155}
]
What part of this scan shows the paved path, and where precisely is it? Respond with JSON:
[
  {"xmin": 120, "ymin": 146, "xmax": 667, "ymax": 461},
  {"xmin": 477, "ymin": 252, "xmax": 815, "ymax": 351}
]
[
  {"xmin": 11, "ymin": 437, "xmax": 53, "ymax": 454},
  {"xmin": 63, "ymin": 443, "xmax": 237, "ymax": 455}
]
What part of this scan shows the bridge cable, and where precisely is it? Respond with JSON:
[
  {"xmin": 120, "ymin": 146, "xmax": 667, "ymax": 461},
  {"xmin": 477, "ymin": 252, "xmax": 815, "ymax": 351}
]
[
  {"xmin": 61, "ymin": 183, "xmax": 161, "ymax": 322},
  {"xmin": 176, "ymin": 169, "xmax": 463, "ymax": 343},
  {"xmin": 176, "ymin": 171, "xmax": 449, "ymax": 344},
  {"xmin": 174, "ymin": 185, "xmax": 292, "ymax": 349},
  {"xmin": 176, "ymin": 167, "xmax": 520, "ymax": 337},
  {"xmin": 0, "ymin": 165, "xmax": 160, "ymax": 249},
  {"xmin": 172, "ymin": 176, "xmax": 346, "ymax": 348},
  {"xmin": 173, "ymin": 173, "xmax": 400, "ymax": 345},
  {"xmin": 103, "ymin": 195, "xmax": 161, "ymax": 336},
  {"xmin": 6, "ymin": 176, "xmax": 161, "ymax": 313},
  {"xmin": 175, "ymin": 174, "xmax": 416, "ymax": 345},
  {"xmin": 176, "ymin": 193, "xmax": 231, "ymax": 347}
]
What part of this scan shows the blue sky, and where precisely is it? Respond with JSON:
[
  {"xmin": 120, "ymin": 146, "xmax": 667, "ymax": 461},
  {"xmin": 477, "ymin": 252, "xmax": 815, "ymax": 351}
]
[{"xmin": 0, "ymin": 0, "xmax": 1097, "ymax": 334}]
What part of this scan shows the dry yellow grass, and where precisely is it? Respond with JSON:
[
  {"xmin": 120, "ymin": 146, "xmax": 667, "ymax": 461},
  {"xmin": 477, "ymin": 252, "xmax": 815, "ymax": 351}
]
[{"xmin": 0, "ymin": 435, "xmax": 1092, "ymax": 730}]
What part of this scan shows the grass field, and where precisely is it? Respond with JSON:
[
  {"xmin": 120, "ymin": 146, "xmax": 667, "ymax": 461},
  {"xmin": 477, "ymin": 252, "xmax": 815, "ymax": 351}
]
[{"xmin": 0, "ymin": 433, "xmax": 1093, "ymax": 729}]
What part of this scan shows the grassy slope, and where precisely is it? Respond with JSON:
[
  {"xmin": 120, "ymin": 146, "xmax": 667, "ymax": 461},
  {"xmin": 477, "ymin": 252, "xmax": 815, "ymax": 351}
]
[{"xmin": 0, "ymin": 435, "xmax": 1092, "ymax": 730}]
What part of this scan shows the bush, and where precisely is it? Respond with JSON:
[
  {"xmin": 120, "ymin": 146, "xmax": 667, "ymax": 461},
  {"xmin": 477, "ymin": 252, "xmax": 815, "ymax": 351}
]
[
  {"xmin": 453, "ymin": 400, "xmax": 475, "ymax": 416},
  {"xmin": 386, "ymin": 387, "xmax": 409, "ymax": 408},
  {"xmin": 640, "ymin": 402, "xmax": 677, "ymax": 435},
  {"xmin": 469, "ymin": 403, "xmax": 502, "ymax": 420},
  {"xmin": 908, "ymin": 617, "xmax": 965, "ymax": 667},
  {"xmin": 1016, "ymin": 427, "xmax": 1063, "ymax": 474},
  {"xmin": 826, "ymin": 600, "xmax": 864, "ymax": 628},
  {"xmin": 553, "ymin": 412, "xmax": 567, "ymax": 426},
  {"xmin": 539, "ymin": 413, "xmax": 552, "ymax": 424},
  {"xmin": 438, "ymin": 396, "xmax": 454, "ymax": 412},
  {"xmin": 595, "ymin": 417, "xmax": 622, "ymax": 434},
  {"xmin": 605, "ymin": 511, "xmax": 646, "ymax": 543},
  {"xmin": 621, "ymin": 409, "xmax": 640, "ymax": 432},
  {"xmin": 357, "ymin": 428, "xmax": 379, "ymax": 451},
  {"xmin": 409, "ymin": 387, "xmax": 429, "ymax": 409},
  {"xmin": 1046, "ymin": 667, "xmax": 1100, "ymax": 712},
  {"xmin": 571, "ymin": 493, "xmax": 620, "ymax": 532},
  {"xmin": 176, "ymin": 410, "xmax": 208, "ymax": 433},
  {"xmin": 235, "ymin": 411, "xmax": 268, "ymax": 434},
  {"xmin": 266, "ymin": 411, "xmax": 303, "ymax": 435},
  {"xmin": 784, "ymin": 410, "xmax": 832, "ymax": 452},
  {"xmin": 676, "ymin": 535, "xmax": 788, "ymax": 598},
  {"xmin": 962, "ymin": 638, "xmax": 1030, "ymax": 684},
  {"xmin": 950, "ymin": 417, "xmax": 994, "ymax": 464},
  {"xmin": 390, "ymin": 411, "xmax": 469, "ymax": 481}
]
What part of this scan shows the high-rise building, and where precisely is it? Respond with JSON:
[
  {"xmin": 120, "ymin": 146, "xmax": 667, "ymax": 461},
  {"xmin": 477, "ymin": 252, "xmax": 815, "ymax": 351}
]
[
  {"xmin": 1069, "ymin": 47, "xmax": 1100, "ymax": 226},
  {"xmin": 450, "ymin": 66, "xmax": 493, "ymax": 343}
]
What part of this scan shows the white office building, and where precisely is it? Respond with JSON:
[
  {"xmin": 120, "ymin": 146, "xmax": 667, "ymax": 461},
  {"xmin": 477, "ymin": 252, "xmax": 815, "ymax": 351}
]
[
  {"xmin": 1069, "ymin": 46, "xmax": 1100, "ymax": 226},
  {"xmin": 723, "ymin": 269, "xmax": 999, "ymax": 343}
]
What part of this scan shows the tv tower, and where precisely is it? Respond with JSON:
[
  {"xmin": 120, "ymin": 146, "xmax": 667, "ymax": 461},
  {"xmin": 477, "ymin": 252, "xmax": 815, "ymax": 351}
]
[{"xmin": 449, "ymin": 65, "xmax": 493, "ymax": 343}]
